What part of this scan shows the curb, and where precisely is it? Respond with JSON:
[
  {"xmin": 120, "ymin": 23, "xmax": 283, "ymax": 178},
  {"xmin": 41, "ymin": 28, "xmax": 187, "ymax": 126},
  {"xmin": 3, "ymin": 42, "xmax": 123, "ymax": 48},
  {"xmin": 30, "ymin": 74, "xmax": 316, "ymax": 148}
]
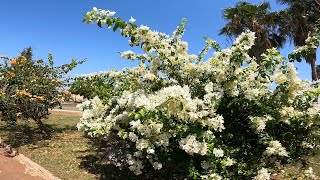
[{"xmin": 15, "ymin": 154, "xmax": 61, "ymax": 180}]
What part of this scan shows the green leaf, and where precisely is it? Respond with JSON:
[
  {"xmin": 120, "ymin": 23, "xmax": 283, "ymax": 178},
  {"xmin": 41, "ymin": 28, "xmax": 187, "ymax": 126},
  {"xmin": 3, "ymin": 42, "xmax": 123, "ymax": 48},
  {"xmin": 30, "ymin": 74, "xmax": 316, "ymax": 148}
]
[
  {"xmin": 97, "ymin": 19, "xmax": 102, "ymax": 28},
  {"xmin": 106, "ymin": 18, "xmax": 113, "ymax": 28},
  {"xmin": 113, "ymin": 22, "xmax": 119, "ymax": 32},
  {"xmin": 134, "ymin": 113, "xmax": 140, "ymax": 120},
  {"xmin": 131, "ymin": 37, "xmax": 136, "ymax": 44}
]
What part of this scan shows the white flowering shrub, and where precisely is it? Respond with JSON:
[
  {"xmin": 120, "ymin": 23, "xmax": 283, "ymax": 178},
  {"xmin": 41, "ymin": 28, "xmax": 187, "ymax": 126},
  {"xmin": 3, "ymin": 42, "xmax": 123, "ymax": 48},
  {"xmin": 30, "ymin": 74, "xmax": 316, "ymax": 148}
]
[{"xmin": 78, "ymin": 7, "xmax": 320, "ymax": 179}]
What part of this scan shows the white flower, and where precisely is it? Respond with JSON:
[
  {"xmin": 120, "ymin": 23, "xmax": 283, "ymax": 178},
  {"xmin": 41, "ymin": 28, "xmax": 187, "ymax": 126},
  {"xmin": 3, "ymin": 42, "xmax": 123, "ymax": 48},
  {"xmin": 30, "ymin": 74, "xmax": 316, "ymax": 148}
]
[
  {"xmin": 304, "ymin": 167, "xmax": 317, "ymax": 179},
  {"xmin": 212, "ymin": 148, "xmax": 224, "ymax": 157},
  {"xmin": 108, "ymin": 11, "xmax": 116, "ymax": 17},
  {"xmin": 302, "ymin": 141, "xmax": 314, "ymax": 149},
  {"xmin": 130, "ymin": 120, "xmax": 142, "ymax": 130},
  {"xmin": 121, "ymin": 50, "xmax": 136, "ymax": 59},
  {"xmin": 100, "ymin": 10, "xmax": 107, "ymax": 16},
  {"xmin": 152, "ymin": 162, "xmax": 162, "ymax": 170},
  {"xmin": 264, "ymin": 140, "xmax": 289, "ymax": 157},
  {"xmin": 129, "ymin": 16, "xmax": 136, "ymax": 23},
  {"xmin": 92, "ymin": 7, "xmax": 98, "ymax": 13},
  {"xmin": 253, "ymin": 168, "xmax": 270, "ymax": 180},
  {"xmin": 140, "ymin": 25, "xmax": 150, "ymax": 30},
  {"xmin": 223, "ymin": 157, "xmax": 236, "ymax": 166},
  {"xmin": 179, "ymin": 134, "xmax": 207, "ymax": 156},
  {"xmin": 250, "ymin": 116, "xmax": 272, "ymax": 134},
  {"xmin": 147, "ymin": 148, "xmax": 155, "ymax": 154},
  {"xmin": 135, "ymin": 139, "xmax": 149, "ymax": 151},
  {"xmin": 201, "ymin": 173, "xmax": 222, "ymax": 180},
  {"xmin": 128, "ymin": 132, "xmax": 139, "ymax": 142}
]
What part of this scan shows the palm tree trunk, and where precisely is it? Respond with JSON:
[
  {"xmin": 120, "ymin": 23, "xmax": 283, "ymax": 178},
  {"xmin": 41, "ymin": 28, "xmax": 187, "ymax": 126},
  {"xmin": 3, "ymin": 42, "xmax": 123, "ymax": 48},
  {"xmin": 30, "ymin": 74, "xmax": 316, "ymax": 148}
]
[
  {"xmin": 310, "ymin": 52, "xmax": 318, "ymax": 103},
  {"xmin": 310, "ymin": 53, "xmax": 318, "ymax": 81}
]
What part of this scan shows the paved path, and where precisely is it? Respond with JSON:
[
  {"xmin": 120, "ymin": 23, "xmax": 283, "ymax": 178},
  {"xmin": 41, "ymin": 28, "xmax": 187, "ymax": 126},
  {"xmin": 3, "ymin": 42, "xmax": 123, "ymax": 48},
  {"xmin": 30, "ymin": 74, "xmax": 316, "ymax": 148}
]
[
  {"xmin": 49, "ymin": 109, "xmax": 82, "ymax": 116},
  {"xmin": 0, "ymin": 109, "xmax": 81, "ymax": 180},
  {"xmin": 0, "ymin": 148, "xmax": 44, "ymax": 180}
]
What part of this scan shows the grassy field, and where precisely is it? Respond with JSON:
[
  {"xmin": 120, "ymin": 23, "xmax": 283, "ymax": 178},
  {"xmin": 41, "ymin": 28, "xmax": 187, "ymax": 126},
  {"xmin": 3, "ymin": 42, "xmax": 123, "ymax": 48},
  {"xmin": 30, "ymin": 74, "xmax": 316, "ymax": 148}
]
[
  {"xmin": 0, "ymin": 113, "xmax": 319, "ymax": 179},
  {"xmin": 0, "ymin": 114, "xmax": 98, "ymax": 180}
]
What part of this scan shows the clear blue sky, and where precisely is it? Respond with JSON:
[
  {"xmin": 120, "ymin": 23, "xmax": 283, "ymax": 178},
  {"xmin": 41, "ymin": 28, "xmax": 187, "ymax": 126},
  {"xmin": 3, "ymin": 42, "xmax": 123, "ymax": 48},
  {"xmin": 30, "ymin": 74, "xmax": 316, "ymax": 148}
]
[{"xmin": 0, "ymin": 0, "xmax": 317, "ymax": 80}]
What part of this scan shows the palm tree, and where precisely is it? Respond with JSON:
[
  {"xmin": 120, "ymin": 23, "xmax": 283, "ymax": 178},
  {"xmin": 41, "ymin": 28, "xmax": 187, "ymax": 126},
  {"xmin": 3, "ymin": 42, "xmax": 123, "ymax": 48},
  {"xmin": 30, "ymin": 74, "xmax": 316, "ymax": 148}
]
[
  {"xmin": 220, "ymin": 2, "xmax": 286, "ymax": 63},
  {"xmin": 277, "ymin": 0, "xmax": 320, "ymax": 81}
]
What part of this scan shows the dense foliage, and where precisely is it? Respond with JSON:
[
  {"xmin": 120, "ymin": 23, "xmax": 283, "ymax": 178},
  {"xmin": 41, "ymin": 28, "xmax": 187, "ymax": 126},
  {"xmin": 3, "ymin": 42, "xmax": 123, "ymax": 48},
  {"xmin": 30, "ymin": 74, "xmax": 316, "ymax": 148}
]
[
  {"xmin": 0, "ymin": 50, "xmax": 83, "ymax": 132},
  {"xmin": 69, "ymin": 72, "xmax": 125, "ymax": 101},
  {"xmin": 78, "ymin": 7, "xmax": 320, "ymax": 179}
]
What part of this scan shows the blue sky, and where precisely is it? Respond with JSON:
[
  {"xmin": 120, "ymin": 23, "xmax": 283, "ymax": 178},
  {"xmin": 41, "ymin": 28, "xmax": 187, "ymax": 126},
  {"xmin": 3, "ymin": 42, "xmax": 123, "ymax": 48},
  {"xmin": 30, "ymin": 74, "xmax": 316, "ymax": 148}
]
[{"xmin": 0, "ymin": 0, "xmax": 317, "ymax": 80}]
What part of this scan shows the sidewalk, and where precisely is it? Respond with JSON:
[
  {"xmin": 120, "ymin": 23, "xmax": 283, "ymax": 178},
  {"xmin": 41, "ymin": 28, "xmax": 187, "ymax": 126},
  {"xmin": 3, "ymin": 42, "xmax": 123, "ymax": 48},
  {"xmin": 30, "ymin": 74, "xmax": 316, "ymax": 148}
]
[
  {"xmin": 0, "ymin": 148, "xmax": 43, "ymax": 180},
  {"xmin": 0, "ymin": 109, "xmax": 80, "ymax": 180}
]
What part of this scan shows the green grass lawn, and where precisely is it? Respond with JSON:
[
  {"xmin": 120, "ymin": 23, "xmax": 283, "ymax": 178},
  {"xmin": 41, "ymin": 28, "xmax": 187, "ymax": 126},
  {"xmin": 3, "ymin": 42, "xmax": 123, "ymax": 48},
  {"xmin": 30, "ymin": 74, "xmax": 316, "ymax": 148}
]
[{"xmin": 0, "ymin": 114, "xmax": 97, "ymax": 180}]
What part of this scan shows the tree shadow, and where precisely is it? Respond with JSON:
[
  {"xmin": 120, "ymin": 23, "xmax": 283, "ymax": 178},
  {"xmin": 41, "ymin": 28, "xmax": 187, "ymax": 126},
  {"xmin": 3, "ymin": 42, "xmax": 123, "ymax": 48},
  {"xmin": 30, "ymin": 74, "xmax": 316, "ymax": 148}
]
[
  {"xmin": 76, "ymin": 135, "xmax": 189, "ymax": 180},
  {"xmin": 0, "ymin": 122, "xmax": 76, "ymax": 149},
  {"xmin": 78, "ymin": 153, "xmax": 135, "ymax": 180}
]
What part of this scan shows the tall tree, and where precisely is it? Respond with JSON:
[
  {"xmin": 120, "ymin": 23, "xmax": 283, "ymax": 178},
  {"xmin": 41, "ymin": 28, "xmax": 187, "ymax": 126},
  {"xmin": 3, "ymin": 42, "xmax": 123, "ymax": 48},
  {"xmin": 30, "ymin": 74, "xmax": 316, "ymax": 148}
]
[
  {"xmin": 220, "ymin": 2, "xmax": 286, "ymax": 63},
  {"xmin": 277, "ymin": 0, "xmax": 320, "ymax": 81}
]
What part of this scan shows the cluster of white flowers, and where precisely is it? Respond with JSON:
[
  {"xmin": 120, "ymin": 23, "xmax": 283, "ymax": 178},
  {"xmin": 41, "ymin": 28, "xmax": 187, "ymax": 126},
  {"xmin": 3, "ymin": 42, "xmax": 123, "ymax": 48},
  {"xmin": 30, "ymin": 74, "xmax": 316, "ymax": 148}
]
[
  {"xmin": 264, "ymin": 141, "xmax": 289, "ymax": 157},
  {"xmin": 200, "ymin": 173, "xmax": 223, "ymax": 180},
  {"xmin": 253, "ymin": 168, "xmax": 270, "ymax": 180},
  {"xmin": 302, "ymin": 141, "xmax": 315, "ymax": 149},
  {"xmin": 222, "ymin": 157, "xmax": 236, "ymax": 167},
  {"xmin": 250, "ymin": 115, "xmax": 272, "ymax": 134},
  {"xmin": 307, "ymin": 104, "xmax": 320, "ymax": 118},
  {"xmin": 304, "ymin": 167, "xmax": 317, "ymax": 179},
  {"xmin": 127, "ymin": 154, "xmax": 144, "ymax": 175},
  {"xmin": 280, "ymin": 106, "xmax": 304, "ymax": 124},
  {"xmin": 234, "ymin": 31, "xmax": 256, "ymax": 51},
  {"xmin": 179, "ymin": 134, "xmax": 208, "ymax": 156},
  {"xmin": 212, "ymin": 148, "xmax": 224, "ymax": 158},
  {"xmin": 76, "ymin": 97, "xmax": 109, "ymax": 136},
  {"xmin": 291, "ymin": 35, "xmax": 320, "ymax": 60},
  {"xmin": 78, "ymin": 7, "xmax": 320, "ymax": 179}
]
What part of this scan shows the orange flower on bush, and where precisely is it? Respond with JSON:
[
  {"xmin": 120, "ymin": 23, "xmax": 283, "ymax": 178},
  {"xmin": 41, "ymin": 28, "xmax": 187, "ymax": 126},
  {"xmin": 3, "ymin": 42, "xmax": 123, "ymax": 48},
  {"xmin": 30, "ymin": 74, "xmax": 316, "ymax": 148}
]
[
  {"xmin": 7, "ymin": 72, "xmax": 15, "ymax": 78},
  {"xmin": 8, "ymin": 60, "xmax": 17, "ymax": 66},
  {"xmin": 17, "ymin": 56, "xmax": 27, "ymax": 62},
  {"xmin": 64, "ymin": 91, "xmax": 71, "ymax": 95},
  {"xmin": 36, "ymin": 96, "xmax": 46, "ymax": 101},
  {"xmin": 16, "ymin": 90, "xmax": 31, "ymax": 97}
]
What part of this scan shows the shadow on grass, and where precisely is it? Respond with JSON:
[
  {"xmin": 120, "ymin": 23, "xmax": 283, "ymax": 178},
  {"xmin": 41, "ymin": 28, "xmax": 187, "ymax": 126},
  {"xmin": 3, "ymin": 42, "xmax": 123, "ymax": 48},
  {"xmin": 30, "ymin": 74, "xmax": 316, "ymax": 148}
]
[
  {"xmin": 0, "ymin": 122, "xmax": 76, "ymax": 148},
  {"xmin": 78, "ymin": 154, "xmax": 134, "ymax": 180}
]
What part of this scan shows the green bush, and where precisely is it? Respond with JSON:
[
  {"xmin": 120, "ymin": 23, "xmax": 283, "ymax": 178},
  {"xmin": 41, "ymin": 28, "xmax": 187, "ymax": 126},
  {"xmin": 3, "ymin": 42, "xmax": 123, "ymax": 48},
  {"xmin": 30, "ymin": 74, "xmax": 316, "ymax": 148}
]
[{"xmin": 0, "ymin": 49, "xmax": 83, "ymax": 132}]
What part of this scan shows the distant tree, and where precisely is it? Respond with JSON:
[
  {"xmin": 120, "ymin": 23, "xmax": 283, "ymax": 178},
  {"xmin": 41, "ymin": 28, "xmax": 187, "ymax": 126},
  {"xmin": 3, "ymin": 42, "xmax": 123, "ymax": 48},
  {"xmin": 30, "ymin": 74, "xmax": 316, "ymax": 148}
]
[
  {"xmin": 220, "ymin": 2, "xmax": 286, "ymax": 63},
  {"xmin": 277, "ymin": 0, "xmax": 320, "ymax": 81},
  {"xmin": 70, "ymin": 72, "xmax": 127, "ymax": 102}
]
